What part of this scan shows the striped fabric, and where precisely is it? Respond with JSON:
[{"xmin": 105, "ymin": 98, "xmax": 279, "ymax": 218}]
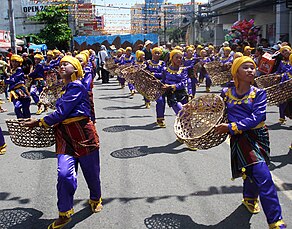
[
  {"xmin": 55, "ymin": 118, "xmax": 99, "ymax": 157},
  {"xmin": 230, "ymin": 126, "xmax": 270, "ymax": 179}
]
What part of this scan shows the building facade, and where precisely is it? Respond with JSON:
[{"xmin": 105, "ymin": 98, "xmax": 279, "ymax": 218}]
[{"xmin": 210, "ymin": 0, "xmax": 292, "ymax": 46}]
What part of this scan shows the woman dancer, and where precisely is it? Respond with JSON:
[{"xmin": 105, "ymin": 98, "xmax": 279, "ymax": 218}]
[
  {"xmin": 145, "ymin": 47, "xmax": 166, "ymax": 127},
  {"xmin": 24, "ymin": 56, "xmax": 102, "ymax": 229},
  {"xmin": 121, "ymin": 47, "xmax": 135, "ymax": 95},
  {"xmin": 5, "ymin": 55, "xmax": 31, "ymax": 118},
  {"xmin": 0, "ymin": 127, "xmax": 6, "ymax": 155},
  {"xmin": 276, "ymin": 46, "xmax": 292, "ymax": 124},
  {"xmin": 162, "ymin": 49, "xmax": 188, "ymax": 115},
  {"xmin": 215, "ymin": 56, "xmax": 286, "ymax": 229}
]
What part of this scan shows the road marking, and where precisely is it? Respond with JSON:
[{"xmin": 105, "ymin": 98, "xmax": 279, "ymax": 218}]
[{"xmin": 224, "ymin": 140, "xmax": 292, "ymax": 200}]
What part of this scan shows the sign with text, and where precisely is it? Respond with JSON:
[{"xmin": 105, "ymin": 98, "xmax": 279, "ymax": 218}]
[{"xmin": 0, "ymin": 30, "xmax": 10, "ymax": 43}]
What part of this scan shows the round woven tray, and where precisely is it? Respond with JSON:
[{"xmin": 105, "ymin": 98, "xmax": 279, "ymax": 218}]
[
  {"xmin": 120, "ymin": 65, "xmax": 141, "ymax": 83},
  {"xmin": 254, "ymin": 73, "xmax": 282, "ymax": 88},
  {"xmin": 254, "ymin": 74, "xmax": 292, "ymax": 105},
  {"xmin": 174, "ymin": 94, "xmax": 228, "ymax": 150},
  {"xmin": 6, "ymin": 119, "xmax": 55, "ymax": 148},
  {"xmin": 0, "ymin": 80, "xmax": 5, "ymax": 94},
  {"xmin": 105, "ymin": 58, "xmax": 119, "ymax": 75},
  {"xmin": 114, "ymin": 63, "xmax": 132, "ymax": 77},
  {"xmin": 39, "ymin": 82, "xmax": 64, "ymax": 109},
  {"xmin": 204, "ymin": 61, "xmax": 232, "ymax": 85},
  {"xmin": 136, "ymin": 69, "xmax": 166, "ymax": 101}
]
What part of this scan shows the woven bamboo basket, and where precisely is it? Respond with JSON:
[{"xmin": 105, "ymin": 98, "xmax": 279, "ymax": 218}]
[
  {"xmin": 254, "ymin": 74, "xmax": 292, "ymax": 105},
  {"xmin": 254, "ymin": 73, "xmax": 282, "ymax": 88},
  {"xmin": 0, "ymin": 80, "xmax": 5, "ymax": 94},
  {"xmin": 114, "ymin": 63, "xmax": 132, "ymax": 77},
  {"xmin": 204, "ymin": 61, "xmax": 232, "ymax": 85},
  {"xmin": 104, "ymin": 58, "xmax": 118, "ymax": 75},
  {"xmin": 124, "ymin": 68, "xmax": 166, "ymax": 101},
  {"xmin": 174, "ymin": 94, "xmax": 228, "ymax": 150},
  {"xmin": 6, "ymin": 119, "xmax": 55, "ymax": 148},
  {"xmin": 120, "ymin": 65, "xmax": 141, "ymax": 83},
  {"xmin": 39, "ymin": 82, "xmax": 64, "ymax": 110}
]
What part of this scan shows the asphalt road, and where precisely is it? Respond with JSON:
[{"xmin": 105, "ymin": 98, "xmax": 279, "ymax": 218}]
[{"xmin": 0, "ymin": 78, "xmax": 291, "ymax": 229}]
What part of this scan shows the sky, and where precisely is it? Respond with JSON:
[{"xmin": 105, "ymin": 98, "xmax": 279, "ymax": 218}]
[{"xmin": 92, "ymin": 0, "xmax": 208, "ymax": 34}]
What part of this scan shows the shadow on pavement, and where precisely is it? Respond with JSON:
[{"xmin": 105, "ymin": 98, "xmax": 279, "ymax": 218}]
[
  {"xmin": 98, "ymin": 95, "xmax": 131, "ymax": 100},
  {"xmin": 96, "ymin": 115, "xmax": 153, "ymax": 120},
  {"xmin": 103, "ymin": 104, "xmax": 145, "ymax": 110},
  {"xmin": 110, "ymin": 141, "xmax": 185, "ymax": 159},
  {"xmin": 0, "ymin": 192, "xmax": 30, "ymax": 204},
  {"xmin": 0, "ymin": 207, "xmax": 51, "ymax": 229},
  {"xmin": 269, "ymin": 149, "xmax": 292, "ymax": 171},
  {"xmin": 144, "ymin": 205, "xmax": 252, "ymax": 229},
  {"xmin": 21, "ymin": 150, "xmax": 56, "ymax": 160},
  {"xmin": 103, "ymin": 123, "xmax": 160, "ymax": 133},
  {"xmin": 266, "ymin": 123, "xmax": 292, "ymax": 130}
]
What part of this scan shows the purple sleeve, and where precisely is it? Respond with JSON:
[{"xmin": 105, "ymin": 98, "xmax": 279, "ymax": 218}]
[
  {"xmin": 228, "ymin": 89, "xmax": 267, "ymax": 135},
  {"xmin": 175, "ymin": 69, "xmax": 188, "ymax": 90},
  {"xmin": 43, "ymin": 84, "xmax": 84, "ymax": 126}
]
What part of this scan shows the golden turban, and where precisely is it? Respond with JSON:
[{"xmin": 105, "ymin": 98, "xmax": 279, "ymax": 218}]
[
  {"xmin": 11, "ymin": 54, "xmax": 23, "ymax": 65},
  {"xmin": 60, "ymin": 56, "xmax": 84, "ymax": 81},
  {"xmin": 289, "ymin": 53, "xmax": 292, "ymax": 65},
  {"xmin": 135, "ymin": 50, "xmax": 145, "ymax": 60},
  {"xmin": 47, "ymin": 50, "xmax": 53, "ymax": 56},
  {"xmin": 170, "ymin": 49, "xmax": 183, "ymax": 61},
  {"xmin": 151, "ymin": 47, "xmax": 162, "ymax": 55},
  {"xmin": 279, "ymin": 45, "xmax": 292, "ymax": 53},
  {"xmin": 231, "ymin": 56, "xmax": 256, "ymax": 88},
  {"xmin": 34, "ymin": 54, "xmax": 44, "ymax": 60},
  {"xmin": 125, "ymin": 47, "xmax": 132, "ymax": 52},
  {"xmin": 75, "ymin": 53, "xmax": 88, "ymax": 64},
  {"xmin": 223, "ymin": 47, "xmax": 231, "ymax": 52}
]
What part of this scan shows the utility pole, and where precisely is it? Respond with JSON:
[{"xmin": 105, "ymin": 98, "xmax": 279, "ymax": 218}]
[
  {"xmin": 191, "ymin": 0, "xmax": 196, "ymax": 44},
  {"xmin": 164, "ymin": 10, "xmax": 167, "ymax": 44},
  {"xmin": 8, "ymin": 0, "xmax": 16, "ymax": 53}
]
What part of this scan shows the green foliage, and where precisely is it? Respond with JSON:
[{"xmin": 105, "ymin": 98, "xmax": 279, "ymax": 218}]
[{"xmin": 29, "ymin": 5, "xmax": 72, "ymax": 50}]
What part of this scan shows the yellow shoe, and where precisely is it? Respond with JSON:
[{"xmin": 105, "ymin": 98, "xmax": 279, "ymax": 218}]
[
  {"xmin": 89, "ymin": 198, "xmax": 103, "ymax": 213},
  {"xmin": 156, "ymin": 118, "xmax": 166, "ymax": 128},
  {"xmin": 242, "ymin": 198, "xmax": 260, "ymax": 214},
  {"xmin": 145, "ymin": 102, "xmax": 150, "ymax": 109},
  {"xmin": 0, "ymin": 143, "xmax": 7, "ymax": 155},
  {"xmin": 36, "ymin": 108, "xmax": 44, "ymax": 115},
  {"xmin": 278, "ymin": 118, "xmax": 286, "ymax": 124},
  {"xmin": 269, "ymin": 220, "xmax": 286, "ymax": 229},
  {"xmin": 206, "ymin": 87, "xmax": 210, "ymax": 93},
  {"xmin": 130, "ymin": 90, "xmax": 135, "ymax": 96},
  {"xmin": 188, "ymin": 147, "xmax": 198, "ymax": 151}
]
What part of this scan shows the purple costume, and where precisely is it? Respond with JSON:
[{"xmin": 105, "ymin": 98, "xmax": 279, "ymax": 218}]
[
  {"xmin": 183, "ymin": 56, "xmax": 198, "ymax": 96},
  {"xmin": 162, "ymin": 66, "xmax": 188, "ymax": 115},
  {"xmin": 222, "ymin": 86, "xmax": 284, "ymax": 225},
  {"xmin": 145, "ymin": 60, "xmax": 166, "ymax": 119},
  {"xmin": 276, "ymin": 60, "xmax": 292, "ymax": 120},
  {"xmin": 28, "ymin": 63, "xmax": 45, "ymax": 104},
  {"xmin": 198, "ymin": 57, "xmax": 212, "ymax": 88},
  {"xmin": 41, "ymin": 80, "xmax": 101, "ymax": 215},
  {"xmin": 0, "ymin": 127, "xmax": 5, "ymax": 151},
  {"xmin": 120, "ymin": 54, "xmax": 135, "ymax": 91},
  {"xmin": 5, "ymin": 67, "xmax": 31, "ymax": 118}
]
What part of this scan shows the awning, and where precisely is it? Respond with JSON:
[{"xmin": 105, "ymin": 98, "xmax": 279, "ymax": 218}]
[
  {"xmin": 29, "ymin": 44, "xmax": 47, "ymax": 52},
  {"xmin": 0, "ymin": 41, "xmax": 11, "ymax": 49},
  {"xmin": 16, "ymin": 39, "xmax": 25, "ymax": 46}
]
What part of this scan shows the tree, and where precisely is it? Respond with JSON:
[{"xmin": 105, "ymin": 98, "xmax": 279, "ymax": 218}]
[{"xmin": 29, "ymin": 5, "xmax": 72, "ymax": 50}]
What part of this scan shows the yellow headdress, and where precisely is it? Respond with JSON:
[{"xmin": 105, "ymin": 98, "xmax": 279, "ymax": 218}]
[
  {"xmin": 185, "ymin": 46, "xmax": 194, "ymax": 52},
  {"xmin": 200, "ymin": 49, "xmax": 207, "ymax": 56},
  {"xmin": 152, "ymin": 47, "xmax": 162, "ymax": 55},
  {"xmin": 208, "ymin": 45, "xmax": 215, "ymax": 50},
  {"xmin": 174, "ymin": 46, "xmax": 183, "ymax": 51},
  {"xmin": 197, "ymin": 45, "xmax": 203, "ymax": 49},
  {"xmin": 126, "ymin": 47, "xmax": 132, "ymax": 52},
  {"xmin": 80, "ymin": 50, "xmax": 90, "ymax": 60},
  {"xmin": 289, "ymin": 53, "xmax": 292, "ymax": 65},
  {"xmin": 244, "ymin": 46, "xmax": 254, "ymax": 52},
  {"xmin": 223, "ymin": 47, "xmax": 231, "ymax": 52},
  {"xmin": 279, "ymin": 45, "xmax": 292, "ymax": 53},
  {"xmin": 34, "ymin": 54, "xmax": 44, "ymax": 60},
  {"xmin": 47, "ymin": 50, "xmax": 53, "ymax": 56},
  {"xmin": 11, "ymin": 54, "xmax": 23, "ymax": 65},
  {"xmin": 53, "ymin": 49, "xmax": 61, "ymax": 55},
  {"xmin": 60, "ymin": 56, "xmax": 84, "ymax": 81},
  {"xmin": 117, "ymin": 49, "xmax": 123, "ymax": 54},
  {"xmin": 135, "ymin": 50, "xmax": 145, "ymax": 60},
  {"xmin": 75, "ymin": 53, "xmax": 88, "ymax": 64},
  {"xmin": 231, "ymin": 56, "xmax": 256, "ymax": 88},
  {"xmin": 170, "ymin": 49, "xmax": 183, "ymax": 61},
  {"xmin": 233, "ymin": 52, "xmax": 243, "ymax": 59}
]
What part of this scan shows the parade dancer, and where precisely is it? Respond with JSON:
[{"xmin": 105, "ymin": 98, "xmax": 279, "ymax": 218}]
[
  {"xmin": 198, "ymin": 49, "xmax": 212, "ymax": 92},
  {"xmin": 5, "ymin": 55, "xmax": 31, "ymax": 118},
  {"xmin": 120, "ymin": 47, "xmax": 135, "ymax": 95},
  {"xmin": 183, "ymin": 46, "xmax": 198, "ymax": 99},
  {"xmin": 76, "ymin": 53, "xmax": 96, "ymax": 123},
  {"xmin": 24, "ymin": 56, "xmax": 102, "ymax": 229},
  {"xmin": 162, "ymin": 49, "xmax": 188, "ymax": 115},
  {"xmin": 276, "ymin": 46, "xmax": 292, "ymax": 124},
  {"xmin": 215, "ymin": 56, "xmax": 286, "ymax": 229},
  {"xmin": 0, "ymin": 127, "xmax": 6, "ymax": 155},
  {"xmin": 28, "ymin": 53, "xmax": 45, "ymax": 115},
  {"xmin": 135, "ymin": 50, "xmax": 150, "ymax": 108},
  {"xmin": 114, "ymin": 49, "xmax": 124, "ymax": 88},
  {"xmin": 145, "ymin": 47, "xmax": 166, "ymax": 127}
]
